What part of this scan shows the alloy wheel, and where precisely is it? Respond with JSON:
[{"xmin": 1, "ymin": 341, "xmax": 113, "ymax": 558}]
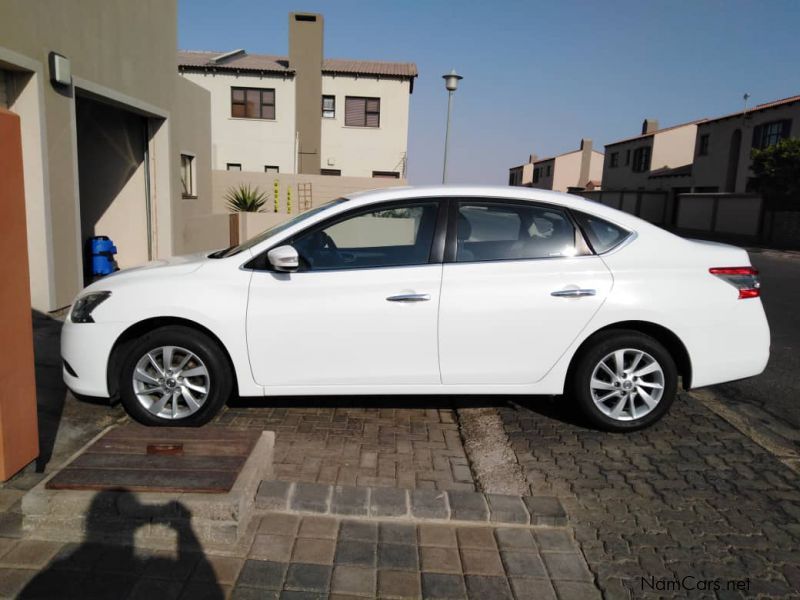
[
  {"xmin": 132, "ymin": 345, "xmax": 210, "ymax": 420},
  {"xmin": 589, "ymin": 348, "xmax": 665, "ymax": 421}
]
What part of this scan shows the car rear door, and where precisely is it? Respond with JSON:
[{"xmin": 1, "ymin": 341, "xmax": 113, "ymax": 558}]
[
  {"xmin": 246, "ymin": 199, "xmax": 447, "ymax": 388},
  {"xmin": 438, "ymin": 199, "xmax": 613, "ymax": 385}
]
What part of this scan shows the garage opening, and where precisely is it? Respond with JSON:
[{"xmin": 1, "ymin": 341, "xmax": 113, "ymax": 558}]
[{"xmin": 75, "ymin": 94, "xmax": 154, "ymax": 285}]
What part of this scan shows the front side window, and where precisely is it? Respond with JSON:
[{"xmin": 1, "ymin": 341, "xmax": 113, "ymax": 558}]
[
  {"xmin": 291, "ymin": 202, "xmax": 439, "ymax": 271},
  {"xmin": 231, "ymin": 87, "xmax": 276, "ymax": 120},
  {"xmin": 455, "ymin": 202, "xmax": 580, "ymax": 262},
  {"xmin": 264, "ymin": 165, "xmax": 279, "ymax": 173},
  {"xmin": 572, "ymin": 211, "xmax": 631, "ymax": 254},
  {"xmin": 632, "ymin": 146, "xmax": 651, "ymax": 172},
  {"xmin": 609, "ymin": 152, "xmax": 619, "ymax": 168},
  {"xmin": 545, "ymin": 165, "xmax": 552, "ymax": 177},
  {"xmin": 532, "ymin": 168, "xmax": 540, "ymax": 183},
  {"xmin": 625, "ymin": 149, "xmax": 631, "ymax": 165},
  {"xmin": 322, "ymin": 95, "xmax": 335, "ymax": 118},
  {"xmin": 345, "ymin": 96, "xmax": 380, "ymax": 127},
  {"xmin": 180, "ymin": 154, "xmax": 195, "ymax": 198},
  {"xmin": 227, "ymin": 163, "xmax": 242, "ymax": 171}
]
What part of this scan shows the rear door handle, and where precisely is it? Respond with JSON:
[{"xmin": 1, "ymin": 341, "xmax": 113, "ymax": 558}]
[
  {"xmin": 551, "ymin": 288, "xmax": 596, "ymax": 298},
  {"xmin": 387, "ymin": 293, "xmax": 431, "ymax": 302}
]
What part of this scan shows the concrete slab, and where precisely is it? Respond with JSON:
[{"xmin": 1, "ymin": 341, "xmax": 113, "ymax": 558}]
[{"xmin": 20, "ymin": 426, "xmax": 274, "ymax": 549}]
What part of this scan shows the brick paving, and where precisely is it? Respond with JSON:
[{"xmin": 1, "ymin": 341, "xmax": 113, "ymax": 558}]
[
  {"xmin": 214, "ymin": 400, "xmax": 475, "ymax": 491},
  {"xmin": 0, "ymin": 514, "xmax": 591, "ymax": 599},
  {"xmin": 499, "ymin": 394, "xmax": 800, "ymax": 599}
]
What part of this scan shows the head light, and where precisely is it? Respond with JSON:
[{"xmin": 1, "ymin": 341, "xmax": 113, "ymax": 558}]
[{"xmin": 71, "ymin": 292, "xmax": 111, "ymax": 323}]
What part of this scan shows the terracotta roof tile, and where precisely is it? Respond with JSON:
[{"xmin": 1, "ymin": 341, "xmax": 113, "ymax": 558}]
[
  {"xmin": 702, "ymin": 94, "xmax": 800, "ymax": 124},
  {"xmin": 177, "ymin": 50, "xmax": 417, "ymax": 78}
]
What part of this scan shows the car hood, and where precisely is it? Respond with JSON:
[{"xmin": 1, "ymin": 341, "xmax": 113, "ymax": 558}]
[{"xmin": 81, "ymin": 251, "xmax": 213, "ymax": 293}]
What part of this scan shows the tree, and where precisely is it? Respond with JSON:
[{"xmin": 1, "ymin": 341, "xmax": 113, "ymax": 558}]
[{"xmin": 750, "ymin": 137, "xmax": 800, "ymax": 202}]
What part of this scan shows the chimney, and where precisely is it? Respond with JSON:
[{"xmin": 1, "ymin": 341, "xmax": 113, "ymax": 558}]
[
  {"xmin": 289, "ymin": 12, "xmax": 324, "ymax": 174},
  {"xmin": 528, "ymin": 153, "xmax": 538, "ymax": 164},
  {"xmin": 578, "ymin": 138, "xmax": 593, "ymax": 188},
  {"xmin": 642, "ymin": 119, "xmax": 659, "ymax": 135}
]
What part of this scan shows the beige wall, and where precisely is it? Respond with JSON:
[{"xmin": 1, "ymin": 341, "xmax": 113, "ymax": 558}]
[
  {"xmin": 692, "ymin": 104, "xmax": 800, "ymax": 193},
  {"xmin": 602, "ymin": 124, "xmax": 697, "ymax": 191},
  {"xmin": 212, "ymin": 169, "xmax": 406, "ymax": 214},
  {"xmin": 530, "ymin": 150, "xmax": 603, "ymax": 193},
  {"xmin": 651, "ymin": 124, "xmax": 698, "ymax": 172},
  {"xmin": 0, "ymin": 0, "xmax": 222, "ymax": 310},
  {"xmin": 321, "ymin": 75, "xmax": 411, "ymax": 177},
  {"xmin": 531, "ymin": 158, "xmax": 556, "ymax": 191},
  {"xmin": 181, "ymin": 71, "xmax": 297, "ymax": 173},
  {"xmin": 552, "ymin": 153, "xmax": 582, "ymax": 193}
]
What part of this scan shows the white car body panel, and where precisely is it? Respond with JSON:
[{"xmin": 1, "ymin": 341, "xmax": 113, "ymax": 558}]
[
  {"xmin": 247, "ymin": 264, "xmax": 443, "ymax": 387},
  {"xmin": 438, "ymin": 257, "xmax": 613, "ymax": 384},
  {"xmin": 60, "ymin": 185, "xmax": 769, "ymax": 402}
]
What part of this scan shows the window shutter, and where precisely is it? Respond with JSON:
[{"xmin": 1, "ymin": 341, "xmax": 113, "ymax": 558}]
[
  {"xmin": 345, "ymin": 97, "xmax": 365, "ymax": 126},
  {"xmin": 751, "ymin": 125, "xmax": 763, "ymax": 149}
]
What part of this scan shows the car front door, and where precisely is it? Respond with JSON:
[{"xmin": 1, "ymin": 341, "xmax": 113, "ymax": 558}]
[
  {"xmin": 246, "ymin": 199, "xmax": 446, "ymax": 388},
  {"xmin": 438, "ymin": 199, "xmax": 614, "ymax": 384}
]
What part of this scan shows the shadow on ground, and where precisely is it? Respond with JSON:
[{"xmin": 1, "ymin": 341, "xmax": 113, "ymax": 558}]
[
  {"xmin": 31, "ymin": 310, "xmax": 67, "ymax": 472},
  {"xmin": 19, "ymin": 489, "xmax": 222, "ymax": 599}
]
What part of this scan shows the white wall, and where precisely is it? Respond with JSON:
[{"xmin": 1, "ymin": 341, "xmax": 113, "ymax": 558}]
[
  {"xmin": 181, "ymin": 71, "xmax": 297, "ymax": 173},
  {"xmin": 321, "ymin": 75, "xmax": 410, "ymax": 177},
  {"xmin": 651, "ymin": 124, "xmax": 698, "ymax": 171}
]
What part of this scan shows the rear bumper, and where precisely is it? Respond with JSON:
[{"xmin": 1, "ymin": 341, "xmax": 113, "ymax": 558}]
[
  {"xmin": 61, "ymin": 319, "xmax": 128, "ymax": 398},
  {"xmin": 687, "ymin": 299, "xmax": 770, "ymax": 388}
]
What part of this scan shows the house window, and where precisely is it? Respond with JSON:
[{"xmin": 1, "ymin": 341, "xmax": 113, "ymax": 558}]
[
  {"xmin": 322, "ymin": 95, "xmax": 336, "ymax": 118},
  {"xmin": 625, "ymin": 149, "xmax": 631, "ymax": 166},
  {"xmin": 264, "ymin": 165, "xmax": 279, "ymax": 173},
  {"xmin": 372, "ymin": 171, "xmax": 400, "ymax": 179},
  {"xmin": 752, "ymin": 119, "xmax": 792, "ymax": 149},
  {"xmin": 632, "ymin": 147, "xmax": 651, "ymax": 173},
  {"xmin": 609, "ymin": 152, "xmax": 619, "ymax": 168},
  {"xmin": 698, "ymin": 134, "xmax": 710, "ymax": 156},
  {"xmin": 320, "ymin": 168, "xmax": 341, "ymax": 176},
  {"xmin": 180, "ymin": 154, "xmax": 195, "ymax": 198},
  {"xmin": 532, "ymin": 168, "xmax": 540, "ymax": 183},
  {"xmin": 545, "ymin": 165, "xmax": 552, "ymax": 177},
  {"xmin": 227, "ymin": 163, "xmax": 242, "ymax": 171},
  {"xmin": 345, "ymin": 96, "xmax": 380, "ymax": 127},
  {"xmin": 231, "ymin": 87, "xmax": 275, "ymax": 120}
]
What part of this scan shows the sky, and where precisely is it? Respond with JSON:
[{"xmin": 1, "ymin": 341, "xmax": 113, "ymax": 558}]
[{"xmin": 178, "ymin": 0, "xmax": 800, "ymax": 185}]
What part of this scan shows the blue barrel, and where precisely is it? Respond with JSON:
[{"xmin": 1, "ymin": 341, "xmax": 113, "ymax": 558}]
[{"xmin": 89, "ymin": 236, "xmax": 118, "ymax": 276}]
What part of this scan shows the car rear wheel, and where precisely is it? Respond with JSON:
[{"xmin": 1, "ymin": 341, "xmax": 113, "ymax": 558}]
[
  {"xmin": 119, "ymin": 326, "xmax": 231, "ymax": 426},
  {"xmin": 570, "ymin": 331, "xmax": 677, "ymax": 431}
]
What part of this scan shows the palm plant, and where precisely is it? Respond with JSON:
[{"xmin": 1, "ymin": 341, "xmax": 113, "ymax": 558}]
[{"xmin": 225, "ymin": 184, "xmax": 268, "ymax": 213}]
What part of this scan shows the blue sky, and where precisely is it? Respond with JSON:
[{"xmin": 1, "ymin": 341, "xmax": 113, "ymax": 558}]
[{"xmin": 178, "ymin": 0, "xmax": 800, "ymax": 185}]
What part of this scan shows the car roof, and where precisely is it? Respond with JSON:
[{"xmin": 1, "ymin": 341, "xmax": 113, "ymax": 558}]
[{"xmin": 343, "ymin": 185, "xmax": 645, "ymax": 229}]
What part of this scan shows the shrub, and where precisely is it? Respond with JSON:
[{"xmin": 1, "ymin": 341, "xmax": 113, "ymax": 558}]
[{"xmin": 225, "ymin": 184, "xmax": 268, "ymax": 213}]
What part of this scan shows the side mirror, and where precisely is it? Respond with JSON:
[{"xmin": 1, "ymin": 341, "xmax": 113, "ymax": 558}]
[{"xmin": 267, "ymin": 245, "xmax": 299, "ymax": 272}]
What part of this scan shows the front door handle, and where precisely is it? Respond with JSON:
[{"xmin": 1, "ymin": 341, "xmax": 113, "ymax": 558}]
[
  {"xmin": 551, "ymin": 288, "xmax": 596, "ymax": 298},
  {"xmin": 386, "ymin": 293, "xmax": 431, "ymax": 302}
]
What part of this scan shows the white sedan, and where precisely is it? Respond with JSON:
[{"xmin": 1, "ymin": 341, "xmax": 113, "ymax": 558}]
[{"xmin": 61, "ymin": 186, "xmax": 769, "ymax": 431}]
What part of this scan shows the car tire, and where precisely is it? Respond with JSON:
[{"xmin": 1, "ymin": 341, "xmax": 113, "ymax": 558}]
[
  {"xmin": 570, "ymin": 330, "xmax": 677, "ymax": 432},
  {"xmin": 118, "ymin": 325, "xmax": 232, "ymax": 427}
]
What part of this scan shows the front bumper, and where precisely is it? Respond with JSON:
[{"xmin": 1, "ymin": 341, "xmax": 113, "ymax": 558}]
[{"xmin": 61, "ymin": 319, "xmax": 128, "ymax": 398}]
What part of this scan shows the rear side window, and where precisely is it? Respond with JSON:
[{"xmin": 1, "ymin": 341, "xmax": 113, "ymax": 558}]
[
  {"xmin": 455, "ymin": 201, "xmax": 581, "ymax": 262},
  {"xmin": 572, "ymin": 211, "xmax": 631, "ymax": 254}
]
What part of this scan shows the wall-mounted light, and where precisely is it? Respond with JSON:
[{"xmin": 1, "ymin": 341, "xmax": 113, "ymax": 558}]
[{"xmin": 48, "ymin": 52, "xmax": 71, "ymax": 87}]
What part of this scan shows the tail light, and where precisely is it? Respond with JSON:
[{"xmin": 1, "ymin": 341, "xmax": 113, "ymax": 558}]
[{"xmin": 709, "ymin": 267, "xmax": 760, "ymax": 299}]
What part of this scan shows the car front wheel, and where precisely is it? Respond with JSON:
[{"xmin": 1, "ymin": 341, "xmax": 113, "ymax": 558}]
[
  {"xmin": 119, "ymin": 325, "xmax": 231, "ymax": 426},
  {"xmin": 570, "ymin": 331, "xmax": 677, "ymax": 431}
]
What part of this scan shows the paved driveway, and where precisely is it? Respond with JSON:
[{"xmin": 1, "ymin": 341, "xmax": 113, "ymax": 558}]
[{"xmin": 500, "ymin": 394, "xmax": 800, "ymax": 598}]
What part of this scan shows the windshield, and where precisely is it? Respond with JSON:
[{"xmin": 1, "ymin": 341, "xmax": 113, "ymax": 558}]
[{"xmin": 212, "ymin": 198, "xmax": 349, "ymax": 258}]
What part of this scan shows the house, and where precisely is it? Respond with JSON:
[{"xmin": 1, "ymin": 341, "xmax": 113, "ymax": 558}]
[
  {"xmin": 178, "ymin": 13, "xmax": 417, "ymax": 179},
  {"xmin": 0, "ymin": 0, "xmax": 227, "ymax": 312},
  {"xmin": 508, "ymin": 139, "xmax": 603, "ymax": 193},
  {"xmin": 691, "ymin": 94, "xmax": 800, "ymax": 193},
  {"xmin": 601, "ymin": 118, "xmax": 705, "ymax": 193}
]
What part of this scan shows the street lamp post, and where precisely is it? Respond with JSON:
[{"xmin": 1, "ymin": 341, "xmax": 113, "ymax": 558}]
[{"xmin": 441, "ymin": 69, "xmax": 463, "ymax": 184}]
